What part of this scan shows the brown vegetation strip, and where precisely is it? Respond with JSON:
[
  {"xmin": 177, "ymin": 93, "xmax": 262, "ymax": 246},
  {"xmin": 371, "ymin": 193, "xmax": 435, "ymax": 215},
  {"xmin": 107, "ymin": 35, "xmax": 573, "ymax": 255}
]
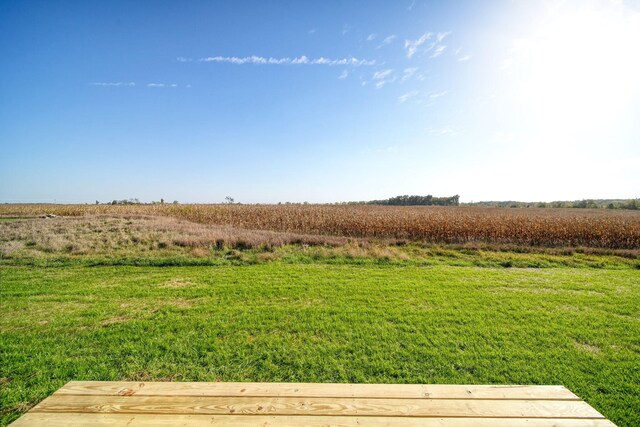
[{"xmin": 1, "ymin": 204, "xmax": 639, "ymax": 249}]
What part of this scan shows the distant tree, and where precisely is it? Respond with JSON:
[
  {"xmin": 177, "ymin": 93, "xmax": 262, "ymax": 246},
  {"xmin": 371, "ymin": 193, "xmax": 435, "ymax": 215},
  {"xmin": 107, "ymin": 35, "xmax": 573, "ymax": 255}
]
[
  {"xmin": 160, "ymin": 198, "xmax": 164, "ymax": 204},
  {"xmin": 95, "ymin": 200, "xmax": 99, "ymax": 205},
  {"xmin": 225, "ymin": 196, "xmax": 235, "ymax": 204}
]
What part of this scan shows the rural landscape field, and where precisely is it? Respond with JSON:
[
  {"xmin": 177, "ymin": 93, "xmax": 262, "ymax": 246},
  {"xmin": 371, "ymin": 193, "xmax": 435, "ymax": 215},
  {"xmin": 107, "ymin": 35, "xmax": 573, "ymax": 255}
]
[
  {"xmin": 1, "ymin": 204, "xmax": 639, "ymax": 426},
  {"xmin": 2, "ymin": 0, "xmax": 640, "ymax": 425}
]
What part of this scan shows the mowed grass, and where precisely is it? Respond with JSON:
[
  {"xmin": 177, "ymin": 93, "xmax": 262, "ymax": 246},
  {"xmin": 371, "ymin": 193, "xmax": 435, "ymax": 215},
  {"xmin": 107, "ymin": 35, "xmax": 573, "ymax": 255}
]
[{"xmin": 1, "ymin": 262, "xmax": 639, "ymax": 426}]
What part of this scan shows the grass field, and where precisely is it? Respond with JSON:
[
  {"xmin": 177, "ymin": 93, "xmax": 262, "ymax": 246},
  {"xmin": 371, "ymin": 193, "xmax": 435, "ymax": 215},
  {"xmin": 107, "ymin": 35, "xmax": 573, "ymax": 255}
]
[{"xmin": 1, "ymin": 211, "xmax": 639, "ymax": 426}]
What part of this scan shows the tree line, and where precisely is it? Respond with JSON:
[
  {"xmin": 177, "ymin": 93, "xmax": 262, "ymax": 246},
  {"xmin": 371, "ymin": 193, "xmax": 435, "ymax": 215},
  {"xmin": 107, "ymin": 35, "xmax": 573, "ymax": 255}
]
[
  {"xmin": 464, "ymin": 199, "xmax": 638, "ymax": 210},
  {"xmin": 342, "ymin": 195, "xmax": 460, "ymax": 206}
]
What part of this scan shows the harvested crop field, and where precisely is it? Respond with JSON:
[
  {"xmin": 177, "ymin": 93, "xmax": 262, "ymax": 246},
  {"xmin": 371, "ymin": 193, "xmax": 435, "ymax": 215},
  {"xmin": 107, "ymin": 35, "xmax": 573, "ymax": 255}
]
[{"xmin": 1, "ymin": 204, "xmax": 639, "ymax": 249}]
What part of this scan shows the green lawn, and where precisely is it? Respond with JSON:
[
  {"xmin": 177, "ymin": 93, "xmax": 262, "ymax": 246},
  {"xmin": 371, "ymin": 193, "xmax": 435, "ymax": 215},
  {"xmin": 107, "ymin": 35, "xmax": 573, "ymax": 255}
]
[{"xmin": 1, "ymin": 261, "xmax": 639, "ymax": 426}]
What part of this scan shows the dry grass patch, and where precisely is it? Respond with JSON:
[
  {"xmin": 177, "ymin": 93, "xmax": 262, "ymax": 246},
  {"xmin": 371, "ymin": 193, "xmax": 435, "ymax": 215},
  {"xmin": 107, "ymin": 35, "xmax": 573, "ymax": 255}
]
[
  {"xmin": 574, "ymin": 341, "xmax": 602, "ymax": 354},
  {"xmin": 160, "ymin": 278, "xmax": 195, "ymax": 288},
  {"xmin": 167, "ymin": 298, "xmax": 195, "ymax": 309},
  {"xmin": 101, "ymin": 316, "xmax": 132, "ymax": 326},
  {"xmin": 189, "ymin": 247, "xmax": 210, "ymax": 257},
  {"xmin": 0, "ymin": 214, "xmax": 350, "ymax": 258}
]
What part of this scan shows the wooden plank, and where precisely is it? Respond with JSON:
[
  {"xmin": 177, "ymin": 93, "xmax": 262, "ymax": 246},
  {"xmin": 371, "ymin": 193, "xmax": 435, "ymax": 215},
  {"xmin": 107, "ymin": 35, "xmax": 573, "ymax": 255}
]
[
  {"xmin": 56, "ymin": 381, "xmax": 580, "ymax": 400},
  {"xmin": 31, "ymin": 394, "xmax": 605, "ymax": 418},
  {"xmin": 10, "ymin": 413, "xmax": 618, "ymax": 427}
]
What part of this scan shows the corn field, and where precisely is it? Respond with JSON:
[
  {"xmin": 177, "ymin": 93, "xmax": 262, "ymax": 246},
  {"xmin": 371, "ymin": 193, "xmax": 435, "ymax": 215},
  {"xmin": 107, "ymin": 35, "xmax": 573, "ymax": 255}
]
[{"xmin": 1, "ymin": 204, "xmax": 639, "ymax": 249}]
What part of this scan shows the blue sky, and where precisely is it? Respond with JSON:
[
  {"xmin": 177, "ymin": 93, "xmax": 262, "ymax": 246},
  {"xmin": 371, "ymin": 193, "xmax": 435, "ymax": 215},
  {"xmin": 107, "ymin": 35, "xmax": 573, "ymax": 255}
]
[{"xmin": 1, "ymin": 0, "xmax": 639, "ymax": 203}]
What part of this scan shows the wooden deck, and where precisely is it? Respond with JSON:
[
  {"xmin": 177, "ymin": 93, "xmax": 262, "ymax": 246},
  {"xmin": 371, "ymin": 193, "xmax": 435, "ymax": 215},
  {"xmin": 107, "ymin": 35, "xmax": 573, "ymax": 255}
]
[{"xmin": 11, "ymin": 381, "xmax": 616, "ymax": 426}]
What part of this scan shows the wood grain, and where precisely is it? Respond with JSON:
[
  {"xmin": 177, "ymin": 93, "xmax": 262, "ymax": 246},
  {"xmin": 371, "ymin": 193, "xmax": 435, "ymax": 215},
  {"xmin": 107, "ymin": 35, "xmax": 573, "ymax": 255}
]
[
  {"xmin": 10, "ymin": 382, "xmax": 616, "ymax": 426},
  {"xmin": 10, "ymin": 413, "xmax": 618, "ymax": 427},
  {"xmin": 55, "ymin": 381, "xmax": 580, "ymax": 400},
  {"xmin": 32, "ymin": 394, "xmax": 605, "ymax": 418}
]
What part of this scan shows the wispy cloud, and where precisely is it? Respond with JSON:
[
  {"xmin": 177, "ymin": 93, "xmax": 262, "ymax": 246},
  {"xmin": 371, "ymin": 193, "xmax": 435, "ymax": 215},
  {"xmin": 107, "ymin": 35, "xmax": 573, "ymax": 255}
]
[
  {"xmin": 405, "ymin": 31, "xmax": 450, "ymax": 59},
  {"xmin": 430, "ymin": 44, "xmax": 447, "ymax": 58},
  {"xmin": 398, "ymin": 90, "xmax": 419, "ymax": 103},
  {"xmin": 404, "ymin": 33, "xmax": 432, "ymax": 58},
  {"xmin": 366, "ymin": 33, "xmax": 377, "ymax": 41},
  {"xmin": 342, "ymin": 24, "xmax": 351, "ymax": 36},
  {"xmin": 436, "ymin": 31, "xmax": 451, "ymax": 43},
  {"xmin": 308, "ymin": 28, "xmax": 317, "ymax": 35},
  {"xmin": 90, "ymin": 82, "xmax": 189, "ymax": 89},
  {"xmin": 401, "ymin": 67, "xmax": 418, "ymax": 82},
  {"xmin": 377, "ymin": 35, "xmax": 397, "ymax": 48},
  {"xmin": 430, "ymin": 32, "xmax": 451, "ymax": 58},
  {"xmin": 338, "ymin": 70, "xmax": 349, "ymax": 79},
  {"xmin": 429, "ymin": 90, "xmax": 448, "ymax": 99},
  {"xmin": 426, "ymin": 126, "xmax": 458, "ymax": 136},
  {"xmin": 371, "ymin": 69, "xmax": 395, "ymax": 88},
  {"xmin": 188, "ymin": 55, "xmax": 375, "ymax": 66},
  {"xmin": 407, "ymin": 0, "xmax": 416, "ymax": 11},
  {"xmin": 455, "ymin": 47, "xmax": 471, "ymax": 62},
  {"xmin": 373, "ymin": 69, "xmax": 393, "ymax": 80},
  {"xmin": 90, "ymin": 82, "xmax": 135, "ymax": 87}
]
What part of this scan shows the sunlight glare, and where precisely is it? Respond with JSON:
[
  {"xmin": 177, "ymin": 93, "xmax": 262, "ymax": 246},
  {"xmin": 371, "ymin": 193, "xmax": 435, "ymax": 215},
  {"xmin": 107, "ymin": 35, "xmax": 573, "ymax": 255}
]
[{"xmin": 508, "ymin": 2, "xmax": 640, "ymax": 138}]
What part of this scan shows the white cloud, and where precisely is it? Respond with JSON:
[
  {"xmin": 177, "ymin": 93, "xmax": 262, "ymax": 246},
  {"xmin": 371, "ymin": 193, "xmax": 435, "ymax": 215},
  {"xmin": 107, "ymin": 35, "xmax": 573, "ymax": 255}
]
[
  {"xmin": 436, "ymin": 31, "xmax": 451, "ymax": 42},
  {"xmin": 371, "ymin": 69, "xmax": 395, "ymax": 89},
  {"xmin": 406, "ymin": 31, "xmax": 450, "ymax": 59},
  {"xmin": 426, "ymin": 126, "xmax": 457, "ymax": 136},
  {"xmin": 377, "ymin": 35, "xmax": 397, "ymax": 48},
  {"xmin": 338, "ymin": 70, "xmax": 349, "ymax": 79},
  {"xmin": 398, "ymin": 90, "xmax": 419, "ymax": 103},
  {"xmin": 361, "ymin": 69, "xmax": 397, "ymax": 89},
  {"xmin": 454, "ymin": 46, "xmax": 471, "ymax": 61},
  {"xmin": 342, "ymin": 24, "xmax": 351, "ymax": 36},
  {"xmin": 429, "ymin": 90, "xmax": 448, "ymax": 99},
  {"xmin": 308, "ymin": 28, "xmax": 317, "ymax": 35},
  {"xmin": 404, "ymin": 33, "xmax": 432, "ymax": 58},
  {"xmin": 147, "ymin": 83, "xmax": 178, "ymax": 88},
  {"xmin": 401, "ymin": 67, "xmax": 418, "ymax": 82},
  {"xmin": 193, "ymin": 55, "xmax": 375, "ymax": 66},
  {"xmin": 367, "ymin": 33, "xmax": 377, "ymax": 41},
  {"xmin": 430, "ymin": 44, "xmax": 447, "ymax": 58},
  {"xmin": 372, "ymin": 69, "xmax": 393, "ymax": 80},
  {"xmin": 90, "ymin": 82, "xmax": 135, "ymax": 87}
]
